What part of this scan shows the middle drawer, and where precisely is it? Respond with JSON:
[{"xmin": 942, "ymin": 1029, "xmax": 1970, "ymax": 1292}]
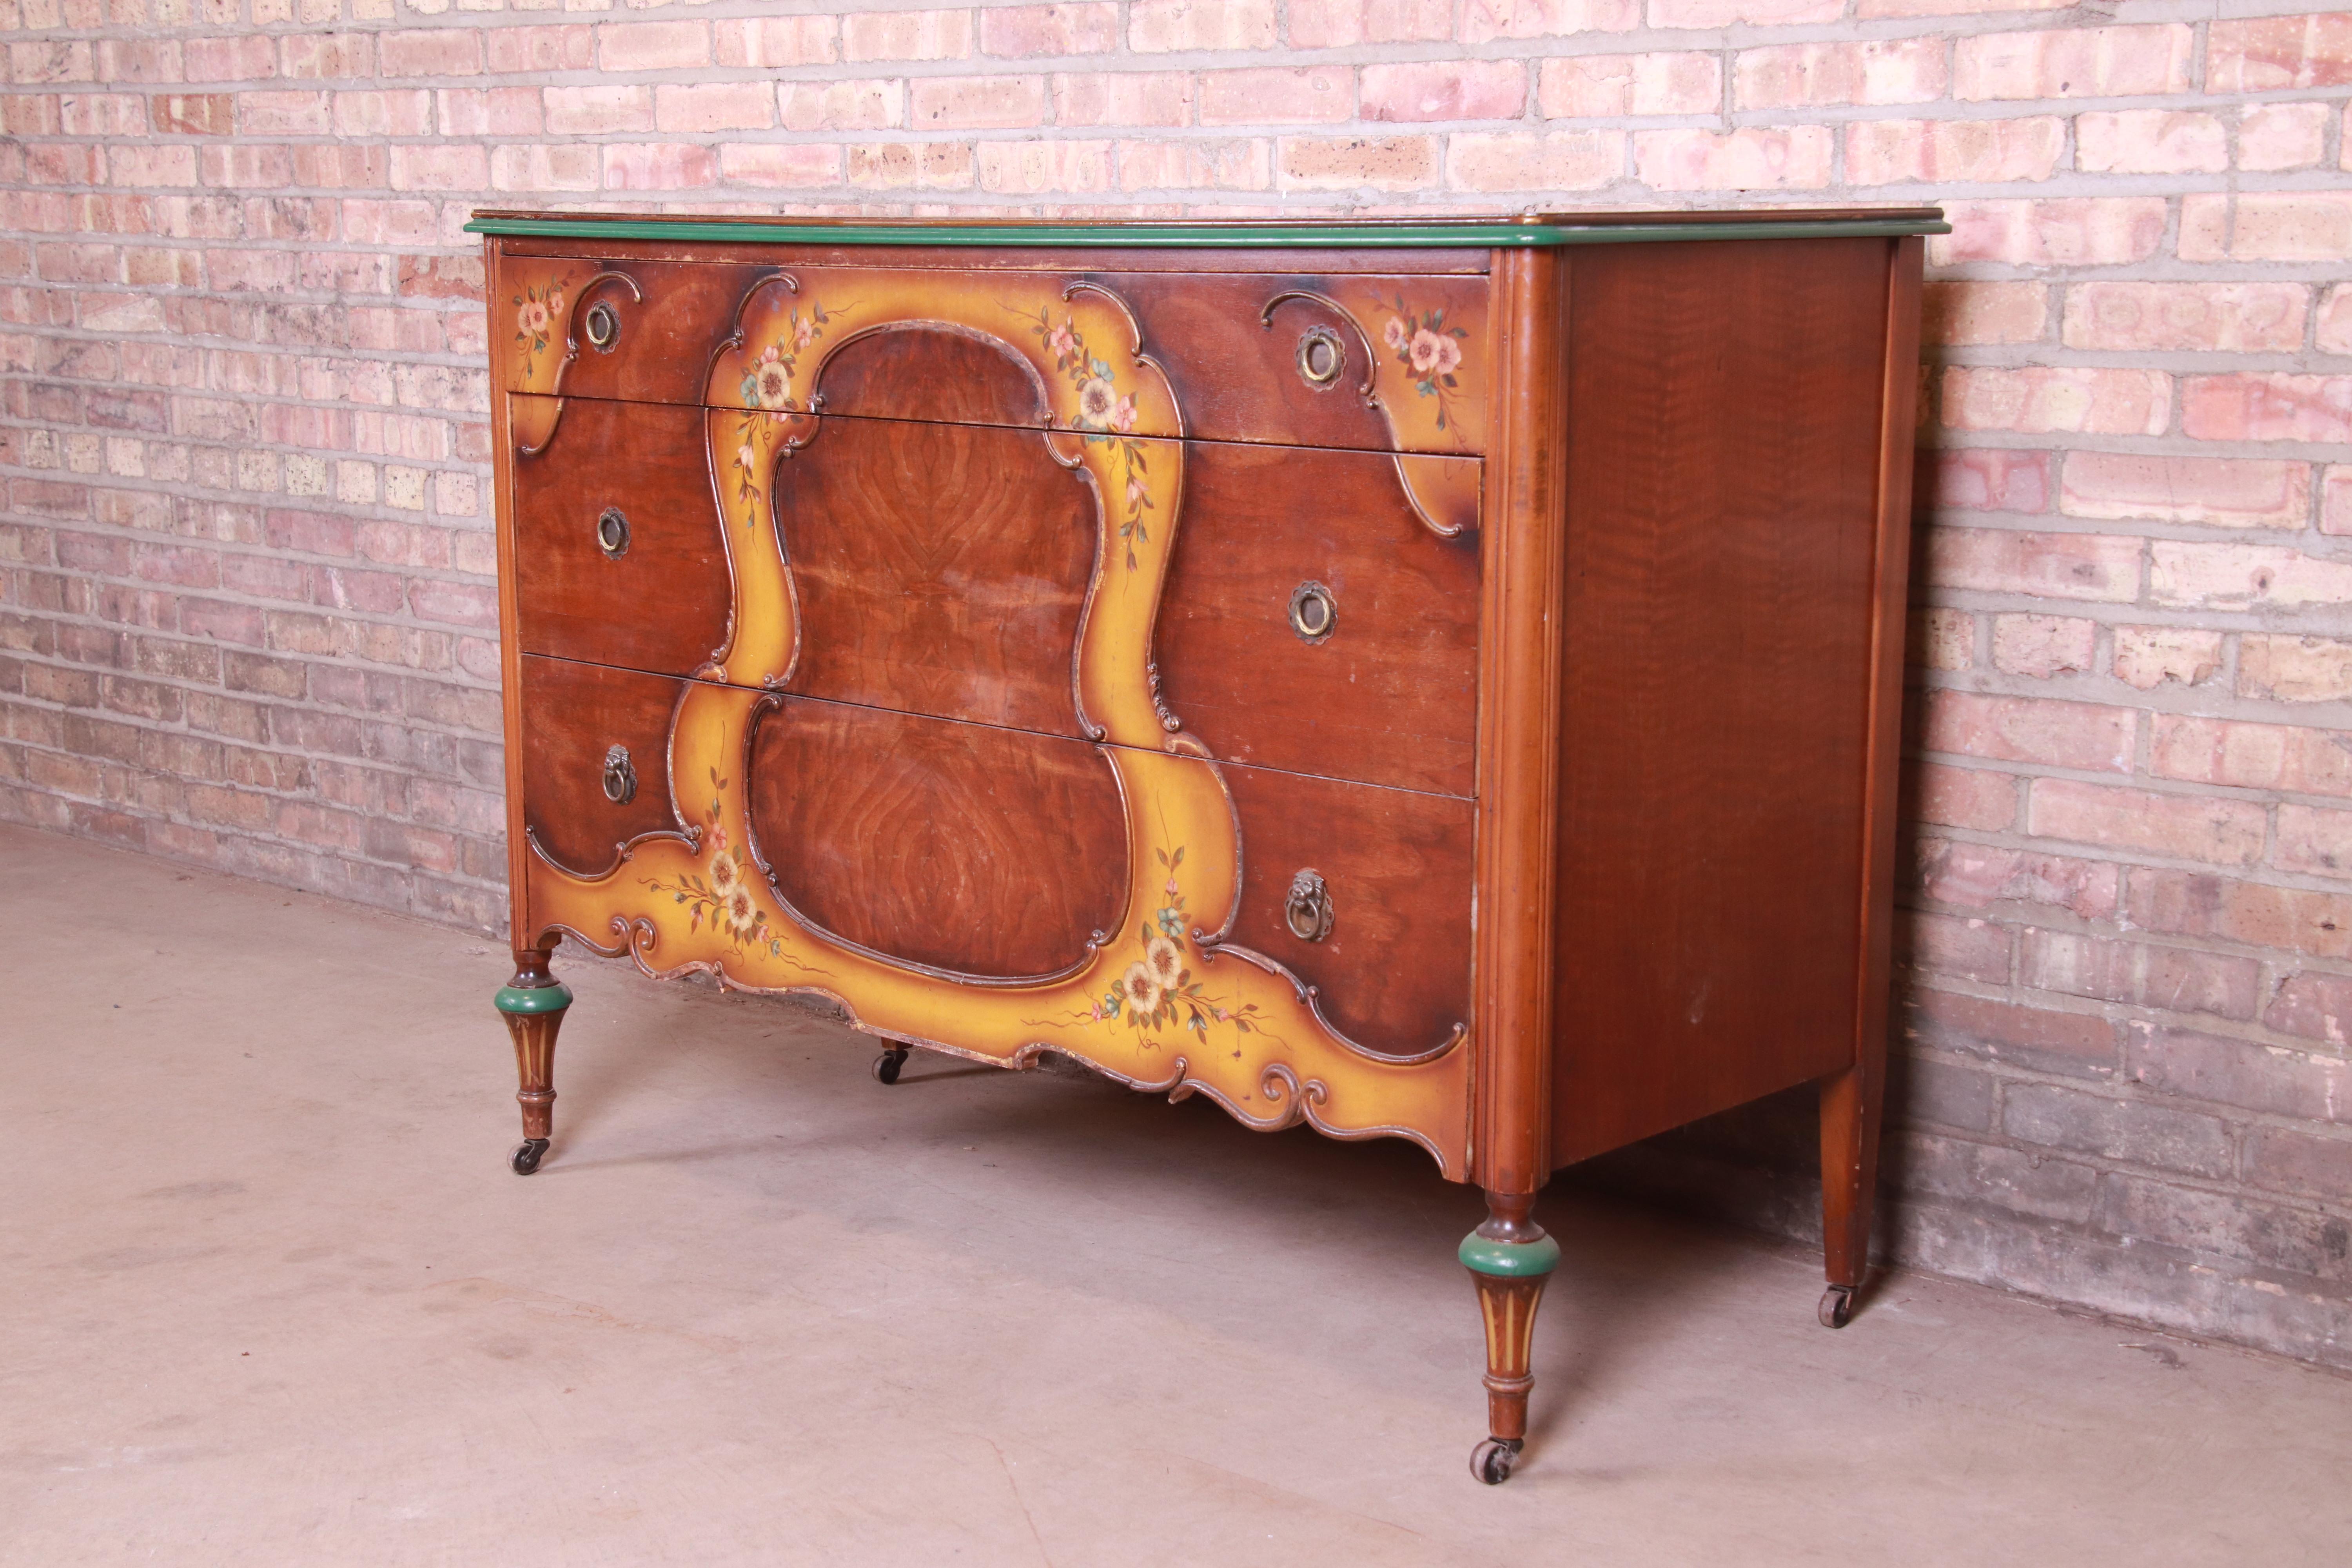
[{"xmin": 510, "ymin": 395, "xmax": 1481, "ymax": 798}]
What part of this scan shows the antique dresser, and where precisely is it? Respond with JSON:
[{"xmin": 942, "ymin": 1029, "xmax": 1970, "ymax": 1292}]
[{"xmin": 469, "ymin": 208, "xmax": 1942, "ymax": 1483}]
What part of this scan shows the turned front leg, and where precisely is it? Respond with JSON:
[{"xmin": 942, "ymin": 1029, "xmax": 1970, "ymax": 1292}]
[
  {"xmin": 1460, "ymin": 1190, "xmax": 1561, "ymax": 1485},
  {"xmin": 494, "ymin": 946, "xmax": 572, "ymax": 1175}
]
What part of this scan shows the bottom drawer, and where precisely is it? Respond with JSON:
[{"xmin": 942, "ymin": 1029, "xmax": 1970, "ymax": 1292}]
[
  {"xmin": 517, "ymin": 655, "xmax": 687, "ymax": 876},
  {"xmin": 515, "ymin": 655, "xmax": 1473, "ymax": 1060}
]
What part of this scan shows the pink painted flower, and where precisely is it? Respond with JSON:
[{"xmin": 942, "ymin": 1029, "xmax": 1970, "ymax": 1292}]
[
  {"xmin": 1126, "ymin": 476, "xmax": 1148, "ymax": 509},
  {"xmin": 736, "ymin": 442, "xmax": 757, "ymax": 476},
  {"xmin": 1409, "ymin": 327, "xmax": 1457, "ymax": 377},
  {"xmin": 1111, "ymin": 394, "xmax": 1137, "ymax": 434},
  {"xmin": 1165, "ymin": 879, "xmax": 1179, "ymax": 897},
  {"xmin": 1047, "ymin": 321, "xmax": 1079, "ymax": 361},
  {"xmin": 794, "ymin": 315, "xmax": 817, "ymax": 350},
  {"xmin": 519, "ymin": 299, "xmax": 548, "ymax": 336},
  {"xmin": 545, "ymin": 290, "xmax": 564, "ymax": 321},
  {"xmin": 1384, "ymin": 317, "xmax": 1410, "ymax": 352}
]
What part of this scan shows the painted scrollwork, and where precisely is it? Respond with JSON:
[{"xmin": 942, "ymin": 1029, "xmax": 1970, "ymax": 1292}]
[{"xmin": 519, "ymin": 267, "xmax": 1472, "ymax": 1178}]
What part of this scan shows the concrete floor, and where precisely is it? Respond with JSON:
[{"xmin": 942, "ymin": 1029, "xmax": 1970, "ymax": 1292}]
[{"xmin": 5, "ymin": 824, "xmax": 2350, "ymax": 1566}]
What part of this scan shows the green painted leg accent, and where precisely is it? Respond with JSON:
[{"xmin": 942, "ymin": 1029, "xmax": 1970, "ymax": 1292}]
[
  {"xmin": 1459, "ymin": 1229, "xmax": 1563, "ymax": 1278},
  {"xmin": 495, "ymin": 981, "xmax": 574, "ymax": 1015}
]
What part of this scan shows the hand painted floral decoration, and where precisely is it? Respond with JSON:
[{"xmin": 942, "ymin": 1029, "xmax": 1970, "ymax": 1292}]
[
  {"xmin": 1085, "ymin": 847, "xmax": 1268, "ymax": 1044},
  {"xmin": 731, "ymin": 297, "xmax": 844, "ymax": 515},
  {"xmin": 1382, "ymin": 298, "xmax": 1470, "ymax": 432},
  {"xmin": 1014, "ymin": 305, "xmax": 1154, "ymax": 570},
  {"xmin": 513, "ymin": 281, "xmax": 567, "ymax": 378}
]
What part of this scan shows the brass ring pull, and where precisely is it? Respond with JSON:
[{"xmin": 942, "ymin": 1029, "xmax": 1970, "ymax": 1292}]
[
  {"xmin": 1296, "ymin": 325, "xmax": 1345, "ymax": 389},
  {"xmin": 601, "ymin": 744, "xmax": 637, "ymax": 805},
  {"xmin": 1288, "ymin": 580, "xmax": 1336, "ymax": 644},
  {"xmin": 1285, "ymin": 869, "xmax": 1334, "ymax": 943},
  {"xmin": 595, "ymin": 507, "xmax": 629, "ymax": 559},
  {"xmin": 583, "ymin": 299, "xmax": 620, "ymax": 352}
]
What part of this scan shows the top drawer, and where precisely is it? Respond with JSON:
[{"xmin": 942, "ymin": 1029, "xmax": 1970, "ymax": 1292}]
[{"xmin": 494, "ymin": 255, "xmax": 1488, "ymax": 457}]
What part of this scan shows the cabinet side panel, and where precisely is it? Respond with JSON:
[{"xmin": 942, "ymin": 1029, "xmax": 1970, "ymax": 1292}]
[
  {"xmin": 1551, "ymin": 238, "xmax": 1896, "ymax": 1167},
  {"xmin": 488, "ymin": 237, "xmax": 535, "ymax": 949}
]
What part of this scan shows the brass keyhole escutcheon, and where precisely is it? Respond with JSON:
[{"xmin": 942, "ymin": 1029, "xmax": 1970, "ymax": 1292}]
[
  {"xmin": 583, "ymin": 299, "xmax": 620, "ymax": 352},
  {"xmin": 1296, "ymin": 325, "xmax": 1345, "ymax": 389},
  {"xmin": 595, "ymin": 507, "xmax": 630, "ymax": 559},
  {"xmin": 1289, "ymin": 580, "xmax": 1336, "ymax": 644},
  {"xmin": 601, "ymin": 744, "xmax": 637, "ymax": 805},
  {"xmin": 1285, "ymin": 869, "xmax": 1334, "ymax": 943}
]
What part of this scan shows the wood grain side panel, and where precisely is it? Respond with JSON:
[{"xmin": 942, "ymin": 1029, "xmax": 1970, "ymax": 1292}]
[
  {"xmin": 1550, "ymin": 238, "xmax": 1896, "ymax": 1166},
  {"xmin": 1217, "ymin": 758, "xmax": 1474, "ymax": 1060},
  {"xmin": 517, "ymin": 655, "xmax": 688, "ymax": 878},
  {"xmin": 1155, "ymin": 440, "xmax": 1481, "ymax": 798},
  {"xmin": 747, "ymin": 697, "xmax": 1128, "ymax": 980},
  {"xmin": 774, "ymin": 409, "xmax": 1096, "ymax": 738},
  {"xmin": 510, "ymin": 396, "xmax": 735, "ymax": 676}
]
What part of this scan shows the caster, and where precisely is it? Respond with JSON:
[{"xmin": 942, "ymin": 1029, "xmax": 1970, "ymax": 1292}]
[
  {"xmin": 1470, "ymin": 1437, "xmax": 1522, "ymax": 1485},
  {"xmin": 872, "ymin": 1047, "xmax": 910, "ymax": 1085},
  {"xmin": 511, "ymin": 1138, "xmax": 550, "ymax": 1176},
  {"xmin": 1818, "ymin": 1284, "xmax": 1855, "ymax": 1329}
]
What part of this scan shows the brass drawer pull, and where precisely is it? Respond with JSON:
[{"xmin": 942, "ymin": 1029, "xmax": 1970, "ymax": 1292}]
[
  {"xmin": 584, "ymin": 299, "xmax": 621, "ymax": 352},
  {"xmin": 595, "ymin": 507, "xmax": 630, "ymax": 558},
  {"xmin": 1296, "ymin": 325, "xmax": 1345, "ymax": 388},
  {"xmin": 601, "ymin": 744, "xmax": 637, "ymax": 805},
  {"xmin": 1285, "ymin": 869, "xmax": 1334, "ymax": 943},
  {"xmin": 1289, "ymin": 580, "xmax": 1336, "ymax": 644}
]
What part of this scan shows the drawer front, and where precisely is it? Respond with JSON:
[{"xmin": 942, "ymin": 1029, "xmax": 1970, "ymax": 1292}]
[
  {"xmin": 1214, "ymin": 755, "xmax": 1474, "ymax": 1059},
  {"xmin": 748, "ymin": 696, "xmax": 1128, "ymax": 980},
  {"xmin": 498, "ymin": 256, "xmax": 769, "ymax": 404},
  {"xmin": 1156, "ymin": 440, "xmax": 1481, "ymax": 798},
  {"xmin": 781, "ymin": 270, "xmax": 1490, "ymax": 457},
  {"xmin": 516, "ymin": 655, "xmax": 686, "ymax": 877},
  {"xmin": 496, "ymin": 248, "xmax": 1487, "ymax": 457},
  {"xmin": 508, "ymin": 395, "xmax": 742, "ymax": 678}
]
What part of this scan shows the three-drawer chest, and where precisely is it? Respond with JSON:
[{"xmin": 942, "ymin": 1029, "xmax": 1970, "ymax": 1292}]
[{"xmin": 469, "ymin": 208, "xmax": 1943, "ymax": 1483}]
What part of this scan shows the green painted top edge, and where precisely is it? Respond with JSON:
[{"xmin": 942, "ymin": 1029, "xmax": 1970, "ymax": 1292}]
[
  {"xmin": 463, "ymin": 216, "xmax": 1948, "ymax": 247},
  {"xmin": 1459, "ymin": 1230, "xmax": 1564, "ymax": 1278},
  {"xmin": 495, "ymin": 982, "xmax": 573, "ymax": 1015}
]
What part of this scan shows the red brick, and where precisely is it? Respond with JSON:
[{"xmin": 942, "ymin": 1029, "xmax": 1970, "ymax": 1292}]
[
  {"xmin": 1930, "ymin": 449, "xmax": 2052, "ymax": 514},
  {"xmin": 1954, "ymin": 25, "xmax": 2193, "ymax": 100},
  {"xmin": 1129, "ymin": 0, "xmax": 1277, "ymax": 51},
  {"xmin": 1991, "ymin": 613, "xmax": 2093, "ymax": 678},
  {"xmin": 2151, "ymin": 543, "xmax": 2352, "ymax": 613},
  {"xmin": 485, "ymin": 25, "xmax": 597, "ymax": 74},
  {"xmin": 1052, "ymin": 73, "xmax": 1192, "ymax": 128},
  {"xmin": 2182, "ymin": 374, "xmax": 2352, "ymax": 446},
  {"xmin": 2245, "ymin": 1127, "xmax": 2352, "ymax": 1201},
  {"xmin": 779, "ymin": 80, "xmax": 905, "ymax": 133},
  {"xmin": 2277, "ymin": 804, "xmax": 2352, "ymax": 880},
  {"xmin": 544, "ymin": 86, "xmax": 653, "ymax": 137},
  {"xmin": 1944, "ymin": 366, "xmax": 2168, "ymax": 436},
  {"xmin": 1918, "ymin": 842, "xmax": 2118, "ymax": 921},
  {"xmin": 1448, "ymin": 131, "xmax": 1622, "ymax": 192},
  {"xmin": 2076, "ymin": 111, "xmax": 2228, "ymax": 175},
  {"xmin": 2241, "ymin": 635, "xmax": 2352, "ymax": 704},
  {"xmin": 1459, "ymin": 0, "xmax": 1641, "ymax": 39},
  {"xmin": 911, "ymin": 76, "xmax": 1047, "ymax": 130},
  {"xmin": 1735, "ymin": 40, "xmax": 1945, "ymax": 107},
  {"xmin": 980, "ymin": 4, "xmax": 1119, "ymax": 56},
  {"xmin": 1199, "ymin": 67, "xmax": 1353, "ymax": 125},
  {"xmin": 1118, "ymin": 138, "xmax": 1272, "ymax": 192},
  {"xmin": 1360, "ymin": 60, "xmax": 1526, "ymax": 121},
  {"xmin": 2113, "ymin": 626, "xmax": 2222, "ymax": 692},
  {"xmin": 844, "ymin": 8, "xmax": 975, "ymax": 61},
  {"xmin": 654, "ymin": 82, "xmax": 774, "ymax": 135},
  {"xmin": 1924, "ymin": 691, "xmax": 2134, "ymax": 772},
  {"xmin": 1910, "ymin": 762, "xmax": 2018, "ymax": 831},
  {"xmin": 1926, "ymin": 526, "xmax": 2136, "ymax": 601},
  {"xmin": 2207, "ymin": 14, "xmax": 2352, "ymax": 93},
  {"xmin": 1289, "ymin": 0, "xmax": 1453, "ymax": 47},
  {"xmin": 2183, "ymin": 192, "xmax": 2352, "ymax": 263},
  {"xmin": 1903, "ymin": 911, "xmax": 2014, "ymax": 985},
  {"xmin": 2062, "ymin": 282, "xmax": 2307, "ymax": 353},
  {"xmin": 2127, "ymin": 869, "xmax": 2352, "ymax": 962},
  {"xmin": 598, "ymin": 22, "xmax": 709, "ymax": 73},
  {"xmin": 1541, "ymin": 52, "xmax": 1719, "ymax": 117},
  {"xmin": 2062, "ymin": 452, "xmax": 2310, "ymax": 528},
  {"xmin": 376, "ymin": 29, "xmax": 481, "ymax": 78},
  {"xmin": 1277, "ymin": 134, "xmax": 1439, "ymax": 191},
  {"xmin": 2023, "ymin": 931, "xmax": 2259, "ymax": 1021},
  {"xmin": 388, "ymin": 145, "xmax": 487, "ymax": 193},
  {"xmin": 1634, "ymin": 127, "xmax": 1832, "ymax": 191},
  {"xmin": 1906, "ymin": 986, "xmax": 2119, "ymax": 1076},
  {"xmin": 1847, "ymin": 117, "xmax": 2063, "ymax": 185},
  {"xmin": 2238, "ymin": 103, "xmax": 2331, "ymax": 172},
  {"xmin": 2027, "ymin": 779, "xmax": 2265, "ymax": 866},
  {"xmin": 717, "ymin": 144, "xmax": 846, "ymax": 188},
  {"xmin": 976, "ymin": 140, "xmax": 1111, "ymax": 194},
  {"xmin": 1936, "ymin": 198, "xmax": 2167, "ymax": 267}
]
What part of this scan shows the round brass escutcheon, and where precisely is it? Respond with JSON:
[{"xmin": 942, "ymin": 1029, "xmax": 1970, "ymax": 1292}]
[
  {"xmin": 583, "ymin": 299, "xmax": 621, "ymax": 352},
  {"xmin": 1296, "ymin": 325, "xmax": 1345, "ymax": 389},
  {"xmin": 1288, "ymin": 580, "xmax": 1337, "ymax": 644},
  {"xmin": 1285, "ymin": 869, "xmax": 1334, "ymax": 943},
  {"xmin": 601, "ymin": 744, "xmax": 637, "ymax": 805},
  {"xmin": 595, "ymin": 507, "xmax": 630, "ymax": 559}
]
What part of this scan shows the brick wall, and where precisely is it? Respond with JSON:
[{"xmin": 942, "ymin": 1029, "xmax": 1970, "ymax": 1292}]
[{"xmin": 3, "ymin": 0, "xmax": 2350, "ymax": 1364}]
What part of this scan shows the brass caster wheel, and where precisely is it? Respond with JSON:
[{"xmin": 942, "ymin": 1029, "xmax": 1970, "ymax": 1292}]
[
  {"xmin": 1470, "ymin": 1437, "xmax": 1522, "ymax": 1485},
  {"xmin": 1818, "ymin": 1284, "xmax": 1855, "ymax": 1329},
  {"xmin": 512, "ymin": 1138, "xmax": 550, "ymax": 1176},
  {"xmin": 872, "ymin": 1047, "xmax": 910, "ymax": 1085}
]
